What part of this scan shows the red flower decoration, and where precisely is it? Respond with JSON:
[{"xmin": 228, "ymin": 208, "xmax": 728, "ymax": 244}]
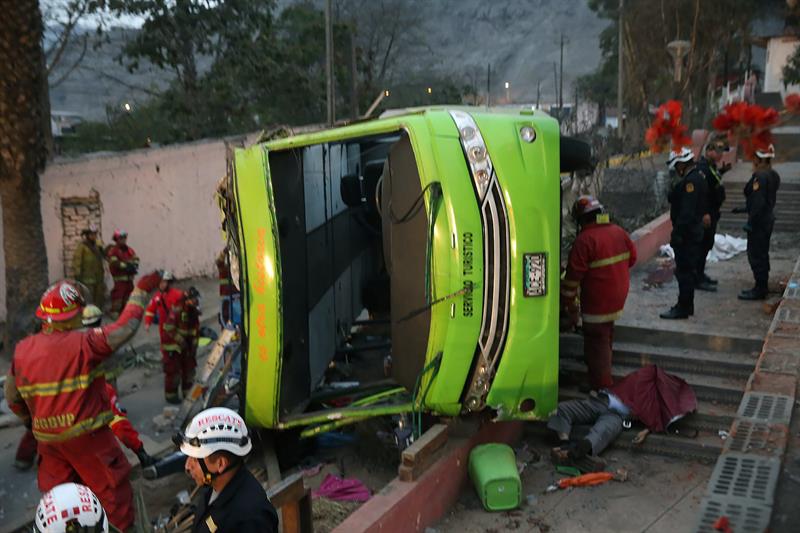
[
  {"xmin": 785, "ymin": 93, "xmax": 800, "ymax": 115},
  {"xmin": 645, "ymin": 100, "xmax": 691, "ymax": 153},
  {"xmin": 712, "ymin": 102, "xmax": 779, "ymax": 159}
]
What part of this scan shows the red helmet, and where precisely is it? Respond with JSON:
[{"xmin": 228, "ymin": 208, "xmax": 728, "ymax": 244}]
[
  {"xmin": 571, "ymin": 195, "xmax": 604, "ymax": 220},
  {"xmin": 35, "ymin": 280, "xmax": 86, "ymax": 322},
  {"xmin": 113, "ymin": 229, "xmax": 128, "ymax": 241}
]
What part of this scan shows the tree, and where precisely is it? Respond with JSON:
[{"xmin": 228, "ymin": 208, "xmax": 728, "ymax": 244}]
[
  {"xmin": 109, "ymin": 0, "xmax": 276, "ymax": 139},
  {"xmin": 783, "ymin": 42, "xmax": 800, "ymax": 86},
  {"xmin": 0, "ymin": 0, "xmax": 52, "ymax": 353},
  {"xmin": 583, "ymin": 0, "xmax": 785, "ymax": 143}
]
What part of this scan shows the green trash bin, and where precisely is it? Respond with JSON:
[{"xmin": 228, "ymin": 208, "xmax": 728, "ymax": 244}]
[{"xmin": 468, "ymin": 443, "xmax": 521, "ymax": 511}]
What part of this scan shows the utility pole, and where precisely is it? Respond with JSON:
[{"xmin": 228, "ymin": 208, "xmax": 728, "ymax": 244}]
[
  {"xmin": 536, "ymin": 80, "xmax": 541, "ymax": 109},
  {"xmin": 617, "ymin": 0, "xmax": 624, "ymax": 140},
  {"xmin": 349, "ymin": 25, "xmax": 358, "ymax": 120},
  {"xmin": 486, "ymin": 63, "xmax": 491, "ymax": 108},
  {"xmin": 325, "ymin": 0, "xmax": 335, "ymax": 125},
  {"xmin": 553, "ymin": 62, "xmax": 558, "ymax": 115},
  {"xmin": 559, "ymin": 32, "xmax": 565, "ymax": 112}
]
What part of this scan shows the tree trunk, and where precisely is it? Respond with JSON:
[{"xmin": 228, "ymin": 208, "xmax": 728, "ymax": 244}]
[{"xmin": 0, "ymin": 0, "xmax": 51, "ymax": 357}]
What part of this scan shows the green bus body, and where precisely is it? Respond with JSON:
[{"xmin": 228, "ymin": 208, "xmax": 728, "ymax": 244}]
[{"xmin": 229, "ymin": 107, "xmax": 561, "ymax": 432}]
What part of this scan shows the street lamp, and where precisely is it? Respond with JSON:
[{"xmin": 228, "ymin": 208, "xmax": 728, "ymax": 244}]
[
  {"xmin": 384, "ymin": 89, "xmax": 390, "ymax": 97},
  {"xmin": 427, "ymin": 87, "xmax": 432, "ymax": 94},
  {"xmin": 123, "ymin": 102, "xmax": 132, "ymax": 112},
  {"xmin": 504, "ymin": 81, "xmax": 510, "ymax": 103}
]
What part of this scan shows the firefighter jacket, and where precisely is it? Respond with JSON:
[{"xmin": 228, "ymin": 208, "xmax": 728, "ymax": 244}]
[
  {"xmin": 107, "ymin": 245, "xmax": 139, "ymax": 283},
  {"xmin": 695, "ymin": 157, "xmax": 726, "ymax": 220},
  {"xmin": 71, "ymin": 239, "xmax": 106, "ymax": 286},
  {"xmin": 745, "ymin": 169, "xmax": 781, "ymax": 227},
  {"xmin": 105, "ymin": 381, "xmax": 143, "ymax": 452},
  {"xmin": 216, "ymin": 255, "xmax": 237, "ymax": 297},
  {"xmin": 561, "ymin": 221, "xmax": 637, "ymax": 323},
  {"xmin": 668, "ymin": 166, "xmax": 708, "ymax": 244},
  {"xmin": 162, "ymin": 298, "xmax": 200, "ymax": 353},
  {"xmin": 4, "ymin": 289, "xmax": 150, "ymax": 442},
  {"xmin": 145, "ymin": 287, "xmax": 184, "ymax": 339}
]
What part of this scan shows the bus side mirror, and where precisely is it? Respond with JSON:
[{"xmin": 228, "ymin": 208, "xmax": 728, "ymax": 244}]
[{"xmin": 560, "ymin": 136, "xmax": 594, "ymax": 175}]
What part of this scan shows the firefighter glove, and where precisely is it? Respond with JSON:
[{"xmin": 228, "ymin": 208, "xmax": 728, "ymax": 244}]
[{"xmin": 136, "ymin": 446, "xmax": 156, "ymax": 468}]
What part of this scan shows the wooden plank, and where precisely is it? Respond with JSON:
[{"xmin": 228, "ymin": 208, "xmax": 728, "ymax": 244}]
[
  {"xmin": 266, "ymin": 472, "xmax": 305, "ymax": 509},
  {"xmin": 262, "ymin": 433, "xmax": 282, "ymax": 489},
  {"xmin": 401, "ymin": 423, "xmax": 449, "ymax": 468},
  {"xmin": 176, "ymin": 328, "xmax": 235, "ymax": 426}
]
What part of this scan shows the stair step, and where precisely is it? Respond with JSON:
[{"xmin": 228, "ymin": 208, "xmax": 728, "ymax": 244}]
[
  {"xmin": 560, "ymin": 338, "xmax": 757, "ymax": 379},
  {"xmin": 605, "ymin": 326, "xmax": 762, "ymax": 354},
  {"xmin": 559, "ymin": 360, "xmax": 746, "ymax": 405}
]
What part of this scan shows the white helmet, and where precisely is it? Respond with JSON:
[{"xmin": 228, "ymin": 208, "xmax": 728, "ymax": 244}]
[
  {"xmin": 667, "ymin": 147, "xmax": 694, "ymax": 170},
  {"xmin": 178, "ymin": 407, "xmax": 252, "ymax": 459},
  {"xmin": 33, "ymin": 483, "xmax": 109, "ymax": 532},
  {"xmin": 81, "ymin": 305, "xmax": 103, "ymax": 327},
  {"xmin": 755, "ymin": 144, "xmax": 775, "ymax": 159},
  {"xmin": 162, "ymin": 270, "xmax": 175, "ymax": 282}
]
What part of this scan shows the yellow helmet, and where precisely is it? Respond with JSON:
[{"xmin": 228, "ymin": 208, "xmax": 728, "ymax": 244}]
[{"xmin": 82, "ymin": 305, "xmax": 103, "ymax": 327}]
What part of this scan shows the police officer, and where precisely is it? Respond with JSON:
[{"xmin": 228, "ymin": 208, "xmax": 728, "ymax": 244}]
[
  {"xmin": 661, "ymin": 147, "xmax": 708, "ymax": 319},
  {"xmin": 695, "ymin": 135, "xmax": 730, "ymax": 291},
  {"xmin": 177, "ymin": 407, "xmax": 279, "ymax": 532},
  {"xmin": 735, "ymin": 144, "xmax": 781, "ymax": 300}
]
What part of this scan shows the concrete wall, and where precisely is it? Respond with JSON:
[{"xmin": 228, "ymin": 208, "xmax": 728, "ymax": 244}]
[
  {"xmin": 764, "ymin": 36, "xmax": 800, "ymax": 95},
  {"xmin": 39, "ymin": 138, "xmax": 240, "ymax": 302}
]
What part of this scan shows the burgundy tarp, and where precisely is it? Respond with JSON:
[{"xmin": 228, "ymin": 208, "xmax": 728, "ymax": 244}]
[{"xmin": 609, "ymin": 365, "xmax": 697, "ymax": 433}]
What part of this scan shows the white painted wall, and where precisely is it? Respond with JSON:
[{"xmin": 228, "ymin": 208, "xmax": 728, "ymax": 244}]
[
  {"xmin": 764, "ymin": 36, "xmax": 800, "ymax": 95},
  {"xmin": 40, "ymin": 138, "xmax": 242, "ymax": 288},
  {"xmin": 0, "ymin": 136, "xmax": 259, "ymax": 322}
]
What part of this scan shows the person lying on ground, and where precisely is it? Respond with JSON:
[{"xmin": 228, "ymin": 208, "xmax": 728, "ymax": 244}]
[{"xmin": 548, "ymin": 365, "xmax": 697, "ymax": 465}]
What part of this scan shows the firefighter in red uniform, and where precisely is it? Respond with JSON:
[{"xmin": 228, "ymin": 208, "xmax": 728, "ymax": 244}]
[
  {"xmin": 561, "ymin": 196, "xmax": 637, "ymax": 390},
  {"xmin": 3, "ymin": 272, "xmax": 162, "ymax": 531},
  {"xmin": 107, "ymin": 230, "xmax": 139, "ymax": 316},
  {"xmin": 144, "ymin": 270, "xmax": 183, "ymax": 332},
  {"xmin": 161, "ymin": 287, "xmax": 201, "ymax": 404}
]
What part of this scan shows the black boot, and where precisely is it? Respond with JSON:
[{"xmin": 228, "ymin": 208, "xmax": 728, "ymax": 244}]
[
  {"xmin": 660, "ymin": 305, "xmax": 690, "ymax": 319},
  {"xmin": 703, "ymin": 274, "xmax": 718, "ymax": 285},
  {"xmin": 696, "ymin": 279, "xmax": 717, "ymax": 292},
  {"xmin": 738, "ymin": 286, "xmax": 767, "ymax": 301}
]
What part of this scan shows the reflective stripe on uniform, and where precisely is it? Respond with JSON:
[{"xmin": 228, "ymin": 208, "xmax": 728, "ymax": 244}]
[
  {"xmin": 17, "ymin": 369, "xmax": 104, "ymax": 399},
  {"xmin": 588, "ymin": 252, "xmax": 630, "ymax": 269},
  {"xmin": 113, "ymin": 275, "xmax": 133, "ymax": 282},
  {"xmin": 33, "ymin": 410, "xmax": 114, "ymax": 442},
  {"xmin": 109, "ymin": 415, "xmax": 127, "ymax": 427},
  {"xmin": 582, "ymin": 310, "xmax": 624, "ymax": 323},
  {"xmin": 162, "ymin": 344, "xmax": 180, "ymax": 351}
]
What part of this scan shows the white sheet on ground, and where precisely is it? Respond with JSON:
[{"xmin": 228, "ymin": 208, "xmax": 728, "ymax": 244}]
[
  {"xmin": 657, "ymin": 233, "xmax": 746, "ymax": 263},
  {"xmin": 707, "ymin": 233, "xmax": 747, "ymax": 263}
]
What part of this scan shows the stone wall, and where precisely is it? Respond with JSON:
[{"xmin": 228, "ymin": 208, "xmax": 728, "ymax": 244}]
[{"xmin": 61, "ymin": 192, "xmax": 103, "ymax": 278}]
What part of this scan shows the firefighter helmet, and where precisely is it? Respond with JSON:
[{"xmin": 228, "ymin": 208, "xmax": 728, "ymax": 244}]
[
  {"xmin": 571, "ymin": 195, "xmax": 604, "ymax": 220},
  {"xmin": 755, "ymin": 144, "xmax": 776, "ymax": 159},
  {"xmin": 112, "ymin": 229, "xmax": 127, "ymax": 241},
  {"xmin": 35, "ymin": 281, "xmax": 86, "ymax": 322},
  {"xmin": 81, "ymin": 305, "xmax": 103, "ymax": 327},
  {"xmin": 33, "ymin": 483, "xmax": 109, "ymax": 533},
  {"xmin": 177, "ymin": 407, "xmax": 252, "ymax": 459},
  {"xmin": 667, "ymin": 147, "xmax": 694, "ymax": 169},
  {"xmin": 185, "ymin": 286, "xmax": 200, "ymax": 302},
  {"xmin": 162, "ymin": 270, "xmax": 175, "ymax": 282}
]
